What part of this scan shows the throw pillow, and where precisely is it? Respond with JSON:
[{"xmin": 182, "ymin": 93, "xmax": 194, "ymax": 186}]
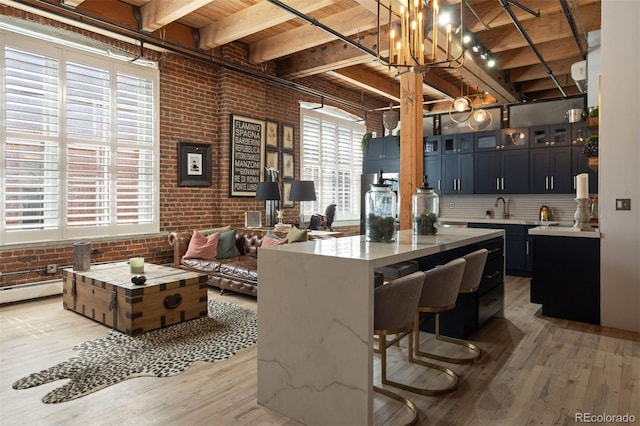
[
  {"xmin": 286, "ymin": 227, "xmax": 308, "ymax": 243},
  {"xmin": 217, "ymin": 229, "xmax": 241, "ymax": 259},
  {"xmin": 261, "ymin": 236, "xmax": 287, "ymax": 247},
  {"xmin": 183, "ymin": 231, "xmax": 219, "ymax": 260},
  {"xmin": 199, "ymin": 225, "xmax": 231, "ymax": 237}
]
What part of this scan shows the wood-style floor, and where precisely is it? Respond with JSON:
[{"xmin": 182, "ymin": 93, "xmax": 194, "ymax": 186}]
[{"xmin": 1, "ymin": 276, "xmax": 638, "ymax": 426}]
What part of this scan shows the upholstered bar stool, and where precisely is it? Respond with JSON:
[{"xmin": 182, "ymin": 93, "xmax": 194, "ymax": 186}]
[
  {"xmin": 375, "ymin": 260, "xmax": 420, "ymax": 282},
  {"xmin": 373, "ymin": 271, "xmax": 424, "ymax": 425},
  {"xmin": 416, "ymin": 249, "xmax": 489, "ymax": 364},
  {"xmin": 406, "ymin": 257, "xmax": 467, "ymax": 395}
]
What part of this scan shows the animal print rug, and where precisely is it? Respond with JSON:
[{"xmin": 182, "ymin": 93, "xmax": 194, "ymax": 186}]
[{"xmin": 12, "ymin": 300, "xmax": 257, "ymax": 403}]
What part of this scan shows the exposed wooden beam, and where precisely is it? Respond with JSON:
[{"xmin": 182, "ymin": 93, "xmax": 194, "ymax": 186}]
[
  {"xmin": 496, "ymin": 36, "xmax": 582, "ymax": 70},
  {"xmin": 328, "ymin": 67, "xmax": 400, "ymax": 102},
  {"xmin": 509, "ymin": 56, "xmax": 582, "ymax": 82},
  {"xmin": 141, "ymin": 0, "xmax": 213, "ymax": 32},
  {"xmin": 62, "ymin": 0, "xmax": 85, "ymax": 7},
  {"xmin": 524, "ymin": 85, "xmax": 583, "ymax": 101},
  {"xmin": 520, "ymin": 74, "xmax": 574, "ymax": 93},
  {"xmin": 199, "ymin": 0, "xmax": 338, "ymax": 49},
  {"xmin": 249, "ymin": 5, "xmax": 378, "ymax": 63}
]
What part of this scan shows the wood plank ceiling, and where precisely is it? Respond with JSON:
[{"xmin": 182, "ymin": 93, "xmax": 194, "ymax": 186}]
[{"xmin": 10, "ymin": 0, "xmax": 601, "ymax": 113}]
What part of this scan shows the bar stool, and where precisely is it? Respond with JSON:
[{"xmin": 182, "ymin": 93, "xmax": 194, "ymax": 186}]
[
  {"xmin": 373, "ymin": 271, "xmax": 424, "ymax": 425},
  {"xmin": 407, "ymin": 257, "xmax": 467, "ymax": 395},
  {"xmin": 375, "ymin": 260, "xmax": 420, "ymax": 282},
  {"xmin": 416, "ymin": 249, "xmax": 489, "ymax": 364}
]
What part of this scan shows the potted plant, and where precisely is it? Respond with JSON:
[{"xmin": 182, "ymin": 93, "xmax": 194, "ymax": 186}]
[
  {"xmin": 361, "ymin": 132, "xmax": 372, "ymax": 158},
  {"xmin": 583, "ymin": 135, "xmax": 598, "ymax": 157}
]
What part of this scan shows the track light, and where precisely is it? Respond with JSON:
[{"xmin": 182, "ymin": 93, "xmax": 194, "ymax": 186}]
[
  {"xmin": 487, "ymin": 58, "xmax": 496, "ymax": 67},
  {"xmin": 462, "ymin": 34, "xmax": 472, "ymax": 44}
]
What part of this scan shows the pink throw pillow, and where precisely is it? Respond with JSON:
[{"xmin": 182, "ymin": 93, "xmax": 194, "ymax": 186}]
[
  {"xmin": 183, "ymin": 231, "xmax": 219, "ymax": 260},
  {"xmin": 261, "ymin": 236, "xmax": 287, "ymax": 247}
]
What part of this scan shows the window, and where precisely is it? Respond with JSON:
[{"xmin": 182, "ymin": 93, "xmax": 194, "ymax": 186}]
[
  {"xmin": 1, "ymin": 31, "xmax": 159, "ymax": 245},
  {"xmin": 300, "ymin": 107, "xmax": 365, "ymax": 222}
]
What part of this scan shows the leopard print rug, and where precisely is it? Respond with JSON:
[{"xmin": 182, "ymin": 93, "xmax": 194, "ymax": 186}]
[{"xmin": 12, "ymin": 300, "xmax": 257, "ymax": 404}]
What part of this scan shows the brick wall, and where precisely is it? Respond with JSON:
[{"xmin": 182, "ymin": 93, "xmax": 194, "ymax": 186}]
[{"xmin": 0, "ymin": 7, "xmax": 385, "ymax": 288}]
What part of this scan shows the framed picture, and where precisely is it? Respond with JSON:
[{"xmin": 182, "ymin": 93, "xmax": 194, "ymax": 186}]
[
  {"xmin": 230, "ymin": 114, "xmax": 265, "ymax": 196},
  {"xmin": 178, "ymin": 142, "xmax": 212, "ymax": 186},
  {"xmin": 282, "ymin": 180, "xmax": 294, "ymax": 208},
  {"xmin": 266, "ymin": 150, "xmax": 279, "ymax": 172},
  {"xmin": 266, "ymin": 121, "xmax": 279, "ymax": 148},
  {"xmin": 282, "ymin": 124, "xmax": 294, "ymax": 151},
  {"xmin": 282, "ymin": 151, "xmax": 294, "ymax": 179},
  {"xmin": 244, "ymin": 211, "xmax": 262, "ymax": 228}
]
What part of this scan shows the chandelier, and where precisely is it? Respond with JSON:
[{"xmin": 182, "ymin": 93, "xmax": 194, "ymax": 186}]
[{"xmin": 377, "ymin": 0, "xmax": 466, "ymax": 72}]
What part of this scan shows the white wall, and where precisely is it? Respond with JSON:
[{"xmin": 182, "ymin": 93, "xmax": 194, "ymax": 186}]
[{"xmin": 599, "ymin": 0, "xmax": 640, "ymax": 332}]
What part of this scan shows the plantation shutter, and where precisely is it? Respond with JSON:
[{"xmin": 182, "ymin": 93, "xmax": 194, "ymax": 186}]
[
  {"xmin": 3, "ymin": 46, "xmax": 61, "ymax": 234},
  {"xmin": 300, "ymin": 108, "xmax": 364, "ymax": 221}
]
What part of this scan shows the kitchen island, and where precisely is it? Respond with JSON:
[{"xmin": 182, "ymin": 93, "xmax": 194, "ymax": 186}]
[
  {"xmin": 256, "ymin": 228, "xmax": 504, "ymax": 425},
  {"xmin": 529, "ymin": 226, "xmax": 601, "ymax": 324}
]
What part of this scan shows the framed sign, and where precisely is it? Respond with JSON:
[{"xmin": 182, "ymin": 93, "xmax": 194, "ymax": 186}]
[
  {"xmin": 282, "ymin": 124, "xmax": 294, "ymax": 150},
  {"xmin": 230, "ymin": 114, "xmax": 265, "ymax": 196},
  {"xmin": 178, "ymin": 142, "xmax": 212, "ymax": 186},
  {"xmin": 266, "ymin": 121, "xmax": 279, "ymax": 148}
]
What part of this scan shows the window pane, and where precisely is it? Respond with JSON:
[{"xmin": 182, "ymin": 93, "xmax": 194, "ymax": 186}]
[
  {"xmin": 66, "ymin": 61, "xmax": 110, "ymax": 140},
  {"xmin": 117, "ymin": 148, "xmax": 154, "ymax": 224},
  {"xmin": 3, "ymin": 139, "xmax": 60, "ymax": 230},
  {"xmin": 66, "ymin": 144, "xmax": 111, "ymax": 227},
  {"xmin": 117, "ymin": 73, "xmax": 153, "ymax": 145},
  {"xmin": 4, "ymin": 47, "xmax": 59, "ymax": 136}
]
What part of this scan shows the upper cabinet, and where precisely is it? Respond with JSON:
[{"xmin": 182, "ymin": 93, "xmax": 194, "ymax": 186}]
[
  {"xmin": 442, "ymin": 133, "xmax": 474, "ymax": 154},
  {"xmin": 473, "ymin": 130, "xmax": 501, "ymax": 151},
  {"xmin": 362, "ymin": 136, "xmax": 400, "ymax": 174},
  {"xmin": 423, "ymin": 135, "xmax": 441, "ymax": 156},
  {"xmin": 529, "ymin": 123, "xmax": 572, "ymax": 148}
]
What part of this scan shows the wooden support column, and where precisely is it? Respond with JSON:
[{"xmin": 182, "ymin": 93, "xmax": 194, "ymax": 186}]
[{"xmin": 399, "ymin": 72, "xmax": 424, "ymax": 230}]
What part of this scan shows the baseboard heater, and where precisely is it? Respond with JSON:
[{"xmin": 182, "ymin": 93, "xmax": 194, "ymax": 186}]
[{"xmin": 0, "ymin": 279, "xmax": 63, "ymax": 305}]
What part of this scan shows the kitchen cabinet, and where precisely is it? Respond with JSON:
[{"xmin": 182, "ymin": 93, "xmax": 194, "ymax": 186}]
[
  {"xmin": 529, "ymin": 146, "xmax": 572, "ymax": 193},
  {"xmin": 416, "ymin": 236, "xmax": 505, "ymax": 339},
  {"xmin": 468, "ymin": 223, "xmax": 534, "ymax": 276},
  {"xmin": 474, "ymin": 150, "xmax": 529, "ymax": 194},
  {"xmin": 442, "ymin": 153, "xmax": 473, "ymax": 194},
  {"xmin": 424, "ymin": 155, "xmax": 442, "ymax": 194},
  {"xmin": 529, "ymin": 123, "xmax": 572, "ymax": 148},
  {"xmin": 530, "ymin": 233, "xmax": 600, "ymax": 324},
  {"xmin": 423, "ymin": 135, "xmax": 441, "ymax": 156},
  {"xmin": 362, "ymin": 136, "xmax": 400, "ymax": 174},
  {"xmin": 472, "ymin": 130, "xmax": 501, "ymax": 151},
  {"xmin": 441, "ymin": 132, "xmax": 474, "ymax": 154}
]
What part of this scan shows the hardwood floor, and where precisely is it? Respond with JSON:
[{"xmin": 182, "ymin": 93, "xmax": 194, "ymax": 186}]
[{"xmin": 1, "ymin": 276, "xmax": 638, "ymax": 425}]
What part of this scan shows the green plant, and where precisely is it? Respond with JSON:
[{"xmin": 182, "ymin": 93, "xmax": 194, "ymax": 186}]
[
  {"xmin": 583, "ymin": 135, "xmax": 598, "ymax": 157},
  {"xmin": 588, "ymin": 106, "xmax": 599, "ymax": 117},
  {"xmin": 361, "ymin": 132, "xmax": 372, "ymax": 157}
]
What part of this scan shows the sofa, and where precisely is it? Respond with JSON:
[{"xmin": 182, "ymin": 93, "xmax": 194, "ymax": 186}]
[{"xmin": 168, "ymin": 227, "xmax": 315, "ymax": 297}]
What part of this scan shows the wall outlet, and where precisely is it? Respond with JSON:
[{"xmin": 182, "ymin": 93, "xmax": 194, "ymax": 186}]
[
  {"xmin": 46, "ymin": 264, "xmax": 57, "ymax": 274},
  {"xmin": 449, "ymin": 202, "xmax": 455, "ymax": 209}
]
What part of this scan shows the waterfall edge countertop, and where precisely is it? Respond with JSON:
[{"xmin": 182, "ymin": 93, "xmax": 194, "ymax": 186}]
[
  {"xmin": 529, "ymin": 226, "xmax": 601, "ymax": 238},
  {"xmin": 256, "ymin": 228, "xmax": 505, "ymax": 425}
]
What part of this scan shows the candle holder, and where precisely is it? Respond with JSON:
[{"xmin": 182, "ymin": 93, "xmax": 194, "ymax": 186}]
[{"xmin": 573, "ymin": 198, "xmax": 593, "ymax": 231}]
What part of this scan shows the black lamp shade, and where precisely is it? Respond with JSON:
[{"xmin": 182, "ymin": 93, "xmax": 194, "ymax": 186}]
[
  {"xmin": 255, "ymin": 181, "xmax": 281, "ymax": 200},
  {"xmin": 289, "ymin": 180, "xmax": 317, "ymax": 201}
]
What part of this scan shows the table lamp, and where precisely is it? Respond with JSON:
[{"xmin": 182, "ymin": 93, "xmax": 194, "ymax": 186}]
[
  {"xmin": 289, "ymin": 180, "xmax": 316, "ymax": 228},
  {"xmin": 256, "ymin": 181, "xmax": 281, "ymax": 227}
]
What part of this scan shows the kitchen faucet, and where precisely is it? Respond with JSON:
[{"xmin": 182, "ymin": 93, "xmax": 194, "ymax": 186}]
[{"xmin": 495, "ymin": 196, "xmax": 508, "ymax": 219}]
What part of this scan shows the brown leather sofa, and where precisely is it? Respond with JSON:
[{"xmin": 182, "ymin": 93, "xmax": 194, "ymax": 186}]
[{"xmin": 167, "ymin": 229, "xmax": 268, "ymax": 297}]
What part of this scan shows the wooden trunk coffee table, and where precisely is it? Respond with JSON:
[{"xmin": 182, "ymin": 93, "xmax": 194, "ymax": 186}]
[{"xmin": 62, "ymin": 262, "xmax": 208, "ymax": 336}]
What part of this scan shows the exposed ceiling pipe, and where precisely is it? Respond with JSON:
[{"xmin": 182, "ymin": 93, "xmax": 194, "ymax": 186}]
[
  {"xmin": 559, "ymin": 0, "xmax": 587, "ymax": 59},
  {"xmin": 498, "ymin": 0, "xmax": 568, "ymax": 98},
  {"xmin": 3, "ymin": 0, "xmax": 373, "ymax": 113}
]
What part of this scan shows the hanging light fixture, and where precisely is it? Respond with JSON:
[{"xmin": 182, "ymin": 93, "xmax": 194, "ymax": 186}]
[
  {"xmin": 382, "ymin": 104, "xmax": 400, "ymax": 134},
  {"xmin": 377, "ymin": 0, "xmax": 466, "ymax": 72},
  {"xmin": 467, "ymin": 91, "xmax": 493, "ymax": 131},
  {"xmin": 449, "ymin": 79, "xmax": 473, "ymax": 123}
]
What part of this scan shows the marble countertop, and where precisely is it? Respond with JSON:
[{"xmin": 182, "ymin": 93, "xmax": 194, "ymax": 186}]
[
  {"xmin": 260, "ymin": 228, "xmax": 505, "ymax": 266},
  {"xmin": 528, "ymin": 226, "xmax": 600, "ymax": 238},
  {"xmin": 440, "ymin": 217, "xmax": 560, "ymax": 226}
]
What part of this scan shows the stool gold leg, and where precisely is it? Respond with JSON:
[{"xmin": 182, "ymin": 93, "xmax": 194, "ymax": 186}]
[
  {"xmin": 373, "ymin": 385, "xmax": 419, "ymax": 426},
  {"xmin": 414, "ymin": 313, "xmax": 482, "ymax": 364}
]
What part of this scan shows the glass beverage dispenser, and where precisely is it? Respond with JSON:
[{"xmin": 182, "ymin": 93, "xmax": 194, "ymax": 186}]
[
  {"xmin": 365, "ymin": 170, "xmax": 397, "ymax": 242},
  {"xmin": 412, "ymin": 176, "xmax": 439, "ymax": 235}
]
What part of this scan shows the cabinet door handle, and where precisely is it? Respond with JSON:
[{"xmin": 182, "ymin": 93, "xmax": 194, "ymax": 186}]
[
  {"xmin": 486, "ymin": 298, "xmax": 500, "ymax": 309},
  {"xmin": 437, "ymin": 179, "xmax": 441, "ymax": 191},
  {"xmin": 545, "ymin": 176, "xmax": 549, "ymax": 189},
  {"xmin": 496, "ymin": 177, "xmax": 500, "ymax": 191},
  {"xmin": 501, "ymin": 177, "xmax": 505, "ymax": 191},
  {"xmin": 526, "ymin": 240, "xmax": 530, "ymax": 255},
  {"xmin": 458, "ymin": 179, "xmax": 462, "ymax": 191},
  {"xmin": 573, "ymin": 175, "xmax": 576, "ymax": 189},
  {"xmin": 485, "ymin": 271, "xmax": 501, "ymax": 279},
  {"xmin": 551, "ymin": 176, "xmax": 554, "ymax": 190},
  {"xmin": 487, "ymin": 247, "xmax": 501, "ymax": 254}
]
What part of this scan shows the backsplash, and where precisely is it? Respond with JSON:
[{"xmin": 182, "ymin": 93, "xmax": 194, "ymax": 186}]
[{"xmin": 439, "ymin": 194, "xmax": 592, "ymax": 225}]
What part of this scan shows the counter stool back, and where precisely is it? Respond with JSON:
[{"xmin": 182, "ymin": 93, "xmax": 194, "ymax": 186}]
[
  {"xmin": 416, "ymin": 249, "xmax": 488, "ymax": 364},
  {"xmin": 373, "ymin": 271, "xmax": 424, "ymax": 425}
]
